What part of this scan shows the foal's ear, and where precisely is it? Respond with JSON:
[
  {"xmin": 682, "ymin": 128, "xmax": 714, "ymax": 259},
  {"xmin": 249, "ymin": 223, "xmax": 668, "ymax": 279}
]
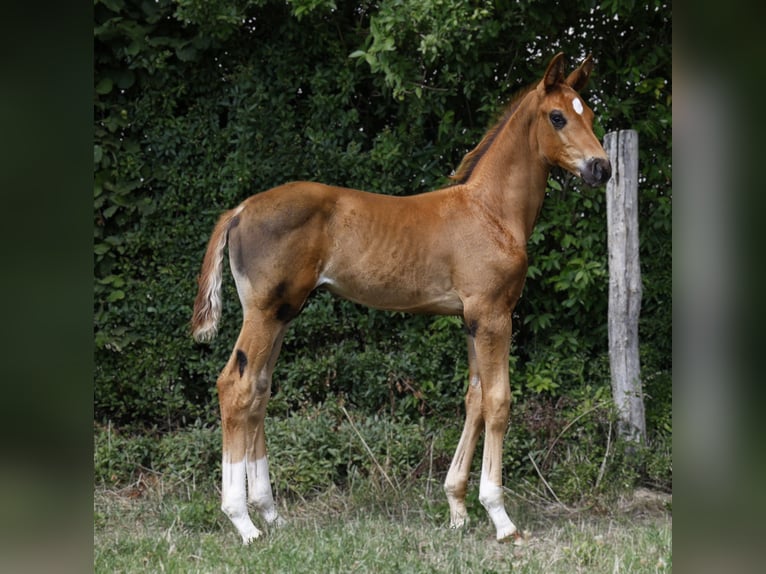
[
  {"xmin": 566, "ymin": 54, "xmax": 594, "ymax": 92},
  {"xmin": 543, "ymin": 52, "xmax": 566, "ymax": 91}
]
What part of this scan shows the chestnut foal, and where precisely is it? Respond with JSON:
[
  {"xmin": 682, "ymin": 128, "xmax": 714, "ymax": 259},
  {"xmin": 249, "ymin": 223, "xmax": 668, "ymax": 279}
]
[{"xmin": 192, "ymin": 52, "xmax": 611, "ymax": 543}]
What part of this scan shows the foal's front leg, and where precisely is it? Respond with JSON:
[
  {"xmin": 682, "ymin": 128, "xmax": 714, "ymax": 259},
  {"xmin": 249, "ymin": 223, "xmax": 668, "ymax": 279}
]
[
  {"xmin": 444, "ymin": 335, "xmax": 484, "ymax": 529},
  {"xmin": 473, "ymin": 314, "xmax": 518, "ymax": 541}
]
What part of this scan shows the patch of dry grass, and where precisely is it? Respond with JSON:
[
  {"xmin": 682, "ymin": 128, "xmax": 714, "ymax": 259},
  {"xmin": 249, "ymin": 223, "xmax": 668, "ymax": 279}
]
[{"xmin": 94, "ymin": 477, "xmax": 671, "ymax": 573}]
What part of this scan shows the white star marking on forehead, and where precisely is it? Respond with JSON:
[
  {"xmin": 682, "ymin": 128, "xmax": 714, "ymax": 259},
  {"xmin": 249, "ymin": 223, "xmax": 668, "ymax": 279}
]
[{"xmin": 572, "ymin": 97, "xmax": 584, "ymax": 115}]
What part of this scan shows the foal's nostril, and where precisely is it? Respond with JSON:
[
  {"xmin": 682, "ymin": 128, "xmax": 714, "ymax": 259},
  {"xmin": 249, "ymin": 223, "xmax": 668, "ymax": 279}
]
[
  {"xmin": 580, "ymin": 158, "xmax": 612, "ymax": 186},
  {"xmin": 596, "ymin": 158, "xmax": 611, "ymax": 184},
  {"xmin": 588, "ymin": 158, "xmax": 611, "ymax": 185}
]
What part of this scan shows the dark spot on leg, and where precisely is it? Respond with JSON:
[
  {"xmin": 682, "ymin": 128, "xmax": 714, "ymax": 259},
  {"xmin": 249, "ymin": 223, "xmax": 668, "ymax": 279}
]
[
  {"xmin": 271, "ymin": 281, "xmax": 288, "ymax": 301},
  {"xmin": 236, "ymin": 349, "xmax": 247, "ymax": 378},
  {"xmin": 464, "ymin": 319, "xmax": 479, "ymax": 337},
  {"xmin": 275, "ymin": 303, "xmax": 296, "ymax": 322},
  {"xmin": 269, "ymin": 280, "xmax": 309, "ymax": 323}
]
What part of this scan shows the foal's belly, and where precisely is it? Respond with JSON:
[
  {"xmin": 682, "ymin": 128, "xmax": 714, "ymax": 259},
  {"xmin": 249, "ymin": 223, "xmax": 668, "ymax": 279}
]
[{"xmin": 316, "ymin": 272, "xmax": 464, "ymax": 315}]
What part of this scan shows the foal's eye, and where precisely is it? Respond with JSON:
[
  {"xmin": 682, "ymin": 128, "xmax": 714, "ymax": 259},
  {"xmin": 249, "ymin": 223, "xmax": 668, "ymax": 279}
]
[{"xmin": 549, "ymin": 110, "xmax": 567, "ymax": 130}]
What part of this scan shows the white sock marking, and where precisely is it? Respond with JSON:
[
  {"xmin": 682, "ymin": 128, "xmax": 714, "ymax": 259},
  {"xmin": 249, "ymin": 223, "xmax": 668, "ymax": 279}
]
[
  {"xmin": 479, "ymin": 472, "xmax": 517, "ymax": 540},
  {"xmin": 246, "ymin": 457, "xmax": 280, "ymax": 524},
  {"xmin": 221, "ymin": 458, "xmax": 261, "ymax": 543}
]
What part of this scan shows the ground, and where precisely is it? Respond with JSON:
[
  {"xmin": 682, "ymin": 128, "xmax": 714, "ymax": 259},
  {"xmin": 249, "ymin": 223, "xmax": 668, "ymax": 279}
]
[{"xmin": 94, "ymin": 480, "xmax": 671, "ymax": 573}]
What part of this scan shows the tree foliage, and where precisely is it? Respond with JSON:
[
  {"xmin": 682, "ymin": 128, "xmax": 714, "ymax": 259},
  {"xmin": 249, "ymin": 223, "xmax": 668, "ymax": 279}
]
[{"xmin": 94, "ymin": 0, "xmax": 671, "ymax": 442}]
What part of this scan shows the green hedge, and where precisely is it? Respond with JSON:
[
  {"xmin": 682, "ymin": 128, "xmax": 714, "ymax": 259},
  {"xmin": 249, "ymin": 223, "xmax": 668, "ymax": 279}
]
[
  {"xmin": 94, "ymin": 0, "xmax": 671, "ymax": 448},
  {"xmin": 94, "ymin": 395, "xmax": 672, "ymax": 502}
]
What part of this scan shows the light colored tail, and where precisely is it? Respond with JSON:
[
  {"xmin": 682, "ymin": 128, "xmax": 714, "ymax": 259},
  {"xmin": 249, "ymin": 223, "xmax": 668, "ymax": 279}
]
[{"xmin": 191, "ymin": 205, "xmax": 244, "ymax": 342}]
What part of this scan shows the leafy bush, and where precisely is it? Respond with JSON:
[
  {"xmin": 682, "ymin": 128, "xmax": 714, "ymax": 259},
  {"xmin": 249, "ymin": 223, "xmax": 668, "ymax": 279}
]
[
  {"xmin": 94, "ymin": 420, "xmax": 222, "ymax": 489},
  {"xmin": 94, "ymin": 394, "xmax": 671, "ymax": 509},
  {"xmin": 268, "ymin": 403, "xmax": 429, "ymax": 497},
  {"xmin": 94, "ymin": 404, "xmax": 436, "ymax": 498}
]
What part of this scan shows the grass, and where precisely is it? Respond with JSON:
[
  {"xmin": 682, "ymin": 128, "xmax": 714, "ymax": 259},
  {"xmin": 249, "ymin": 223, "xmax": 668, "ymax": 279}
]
[{"xmin": 94, "ymin": 477, "xmax": 671, "ymax": 573}]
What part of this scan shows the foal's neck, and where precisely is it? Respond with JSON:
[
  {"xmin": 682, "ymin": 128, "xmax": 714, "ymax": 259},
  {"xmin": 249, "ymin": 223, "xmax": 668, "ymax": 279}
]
[{"xmin": 467, "ymin": 113, "xmax": 550, "ymax": 244}]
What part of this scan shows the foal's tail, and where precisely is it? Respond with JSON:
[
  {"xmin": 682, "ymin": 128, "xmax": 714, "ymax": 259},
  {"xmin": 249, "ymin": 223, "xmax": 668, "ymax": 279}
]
[{"xmin": 191, "ymin": 205, "xmax": 244, "ymax": 342}]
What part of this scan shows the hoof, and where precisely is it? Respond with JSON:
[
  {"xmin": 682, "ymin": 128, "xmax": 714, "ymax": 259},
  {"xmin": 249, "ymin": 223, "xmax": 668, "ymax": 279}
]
[
  {"xmin": 241, "ymin": 528, "xmax": 263, "ymax": 545},
  {"xmin": 449, "ymin": 516, "xmax": 468, "ymax": 530},
  {"xmin": 270, "ymin": 515, "xmax": 287, "ymax": 529},
  {"xmin": 496, "ymin": 525, "xmax": 519, "ymax": 543},
  {"xmin": 498, "ymin": 529, "xmax": 529, "ymax": 546}
]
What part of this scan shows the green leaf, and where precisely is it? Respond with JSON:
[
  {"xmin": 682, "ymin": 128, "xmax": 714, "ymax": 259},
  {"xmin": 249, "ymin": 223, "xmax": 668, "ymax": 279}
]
[
  {"xmin": 548, "ymin": 177, "xmax": 562, "ymax": 191},
  {"xmin": 98, "ymin": 0, "xmax": 125, "ymax": 12},
  {"xmin": 176, "ymin": 44, "xmax": 198, "ymax": 62},
  {"xmin": 106, "ymin": 290, "xmax": 125, "ymax": 302},
  {"xmin": 99, "ymin": 275, "xmax": 126, "ymax": 287},
  {"xmin": 125, "ymin": 40, "xmax": 141, "ymax": 57},
  {"xmin": 95, "ymin": 77, "xmax": 113, "ymax": 95}
]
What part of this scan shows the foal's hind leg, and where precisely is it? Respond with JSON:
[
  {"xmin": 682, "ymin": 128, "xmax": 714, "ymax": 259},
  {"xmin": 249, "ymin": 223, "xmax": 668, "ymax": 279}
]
[
  {"xmin": 243, "ymin": 320, "xmax": 287, "ymax": 528},
  {"xmin": 217, "ymin": 312, "xmax": 286, "ymax": 543}
]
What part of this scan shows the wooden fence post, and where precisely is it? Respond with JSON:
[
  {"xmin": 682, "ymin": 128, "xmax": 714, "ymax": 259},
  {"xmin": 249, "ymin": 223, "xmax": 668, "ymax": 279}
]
[{"xmin": 604, "ymin": 129, "xmax": 646, "ymax": 445}]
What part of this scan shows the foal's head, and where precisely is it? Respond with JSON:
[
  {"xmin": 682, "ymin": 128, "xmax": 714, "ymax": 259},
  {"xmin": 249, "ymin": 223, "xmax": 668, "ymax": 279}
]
[{"xmin": 530, "ymin": 52, "xmax": 611, "ymax": 187}]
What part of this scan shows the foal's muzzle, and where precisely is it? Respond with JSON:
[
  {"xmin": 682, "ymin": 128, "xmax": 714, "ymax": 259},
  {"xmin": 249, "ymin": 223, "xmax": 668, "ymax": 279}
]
[{"xmin": 582, "ymin": 157, "xmax": 612, "ymax": 186}]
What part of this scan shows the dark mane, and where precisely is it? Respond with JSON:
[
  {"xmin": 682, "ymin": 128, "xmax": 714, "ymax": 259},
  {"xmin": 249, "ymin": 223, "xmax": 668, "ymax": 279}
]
[{"xmin": 449, "ymin": 84, "xmax": 535, "ymax": 185}]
